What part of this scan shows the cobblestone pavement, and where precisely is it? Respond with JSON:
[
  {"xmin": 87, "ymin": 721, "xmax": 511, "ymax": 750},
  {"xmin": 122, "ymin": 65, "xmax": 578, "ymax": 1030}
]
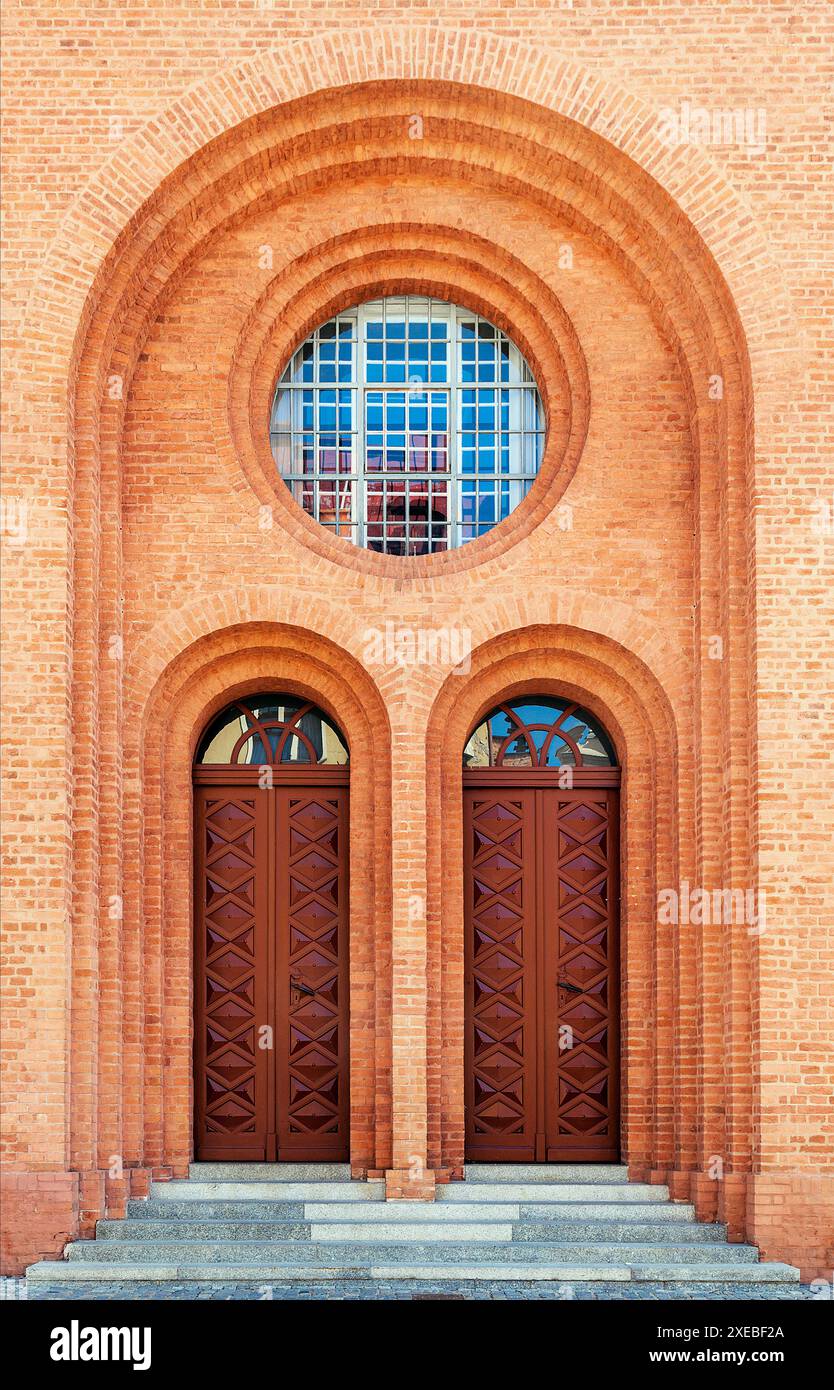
[{"xmin": 5, "ymin": 1277, "xmax": 816, "ymax": 1301}]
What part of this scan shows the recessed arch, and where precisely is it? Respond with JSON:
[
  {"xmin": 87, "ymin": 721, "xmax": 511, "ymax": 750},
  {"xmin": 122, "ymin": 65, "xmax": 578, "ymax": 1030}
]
[
  {"xmin": 33, "ymin": 27, "xmax": 770, "ymax": 1252},
  {"xmin": 115, "ymin": 622, "xmax": 394, "ymax": 1177},
  {"xmin": 426, "ymin": 625, "xmax": 684, "ymax": 1176}
]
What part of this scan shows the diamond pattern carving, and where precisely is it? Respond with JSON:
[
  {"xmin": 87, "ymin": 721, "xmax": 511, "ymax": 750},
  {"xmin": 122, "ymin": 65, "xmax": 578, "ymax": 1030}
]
[
  {"xmin": 195, "ymin": 777, "xmax": 348, "ymax": 1161},
  {"xmin": 201, "ymin": 798, "xmax": 259, "ymax": 1136},
  {"xmin": 467, "ymin": 797, "xmax": 532, "ymax": 1142},
  {"xmin": 285, "ymin": 796, "xmax": 343, "ymax": 1140},
  {"xmin": 465, "ymin": 785, "xmax": 618, "ymax": 1161},
  {"xmin": 552, "ymin": 796, "xmax": 615, "ymax": 1145}
]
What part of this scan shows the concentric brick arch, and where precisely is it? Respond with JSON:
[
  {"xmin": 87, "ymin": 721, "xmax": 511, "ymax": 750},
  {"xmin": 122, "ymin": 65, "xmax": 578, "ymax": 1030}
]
[
  {"xmin": 102, "ymin": 621, "xmax": 395, "ymax": 1183},
  {"xmin": 48, "ymin": 24, "xmax": 771, "ymax": 1244},
  {"xmin": 224, "ymin": 227, "xmax": 590, "ymax": 568},
  {"xmin": 27, "ymin": 25, "xmax": 793, "ymax": 391},
  {"xmin": 424, "ymin": 624, "xmax": 685, "ymax": 1175}
]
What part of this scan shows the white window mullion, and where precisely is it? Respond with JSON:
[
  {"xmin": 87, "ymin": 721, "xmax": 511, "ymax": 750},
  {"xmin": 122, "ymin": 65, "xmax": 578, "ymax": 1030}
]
[{"xmin": 271, "ymin": 296, "xmax": 542, "ymax": 555}]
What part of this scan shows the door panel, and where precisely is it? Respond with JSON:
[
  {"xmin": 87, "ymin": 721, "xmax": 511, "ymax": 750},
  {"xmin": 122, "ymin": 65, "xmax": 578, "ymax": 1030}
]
[
  {"xmin": 464, "ymin": 792, "xmax": 538, "ymax": 1159},
  {"xmin": 194, "ymin": 781, "xmax": 349, "ymax": 1161},
  {"xmin": 277, "ymin": 790, "xmax": 349, "ymax": 1159},
  {"xmin": 542, "ymin": 790, "xmax": 619, "ymax": 1160},
  {"xmin": 464, "ymin": 784, "xmax": 619, "ymax": 1162},
  {"xmin": 194, "ymin": 789, "xmax": 271, "ymax": 1159}
]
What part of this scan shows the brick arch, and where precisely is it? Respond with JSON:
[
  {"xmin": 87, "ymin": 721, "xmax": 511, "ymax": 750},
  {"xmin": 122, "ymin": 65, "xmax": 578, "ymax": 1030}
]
[
  {"xmin": 26, "ymin": 27, "xmax": 792, "ymax": 396},
  {"xmin": 226, "ymin": 229, "xmax": 589, "ymax": 573},
  {"xmin": 44, "ymin": 28, "xmax": 769, "ymax": 1235},
  {"xmin": 74, "ymin": 622, "xmax": 394, "ymax": 1221},
  {"xmin": 125, "ymin": 592, "xmax": 399, "ymax": 699},
  {"xmin": 424, "ymin": 625, "xmax": 697, "ymax": 1192}
]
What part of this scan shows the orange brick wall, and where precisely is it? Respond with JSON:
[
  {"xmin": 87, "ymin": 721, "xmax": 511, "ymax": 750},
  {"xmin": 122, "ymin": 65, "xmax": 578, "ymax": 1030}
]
[{"xmin": 1, "ymin": 5, "xmax": 832, "ymax": 1280}]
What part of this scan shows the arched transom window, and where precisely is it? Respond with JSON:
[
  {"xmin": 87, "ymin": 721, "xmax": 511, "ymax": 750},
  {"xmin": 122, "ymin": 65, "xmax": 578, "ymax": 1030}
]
[
  {"xmin": 463, "ymin": 697, "xmax": 617, "ymax": 769},
  {"xmin": 270, "ymin": 295, "xmax": 545, "ymax": 556},
  {"xmin": 196, "ymin": 694, "xmax": 349, "ymax": 766}
]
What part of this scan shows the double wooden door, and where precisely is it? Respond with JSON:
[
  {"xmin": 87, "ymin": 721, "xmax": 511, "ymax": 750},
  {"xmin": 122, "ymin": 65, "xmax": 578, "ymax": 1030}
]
[
  {"xmin": 464, "ymin": 783, "xmax": 619, "ymax": 1161},
  {"xmin": 193, "ymin": 775, "xmax": 349, "ymax": 1160}
]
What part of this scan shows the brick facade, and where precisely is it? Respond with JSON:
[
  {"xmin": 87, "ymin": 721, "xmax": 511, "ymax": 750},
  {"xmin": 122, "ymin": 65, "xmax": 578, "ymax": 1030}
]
[{"xmin": 1, "ymin": 5, "xmax": 832, "ymax": 1280}]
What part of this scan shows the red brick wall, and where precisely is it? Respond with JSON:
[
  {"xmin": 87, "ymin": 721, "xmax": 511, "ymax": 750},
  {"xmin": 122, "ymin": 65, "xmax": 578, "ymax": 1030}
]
[{"xmin": 1, "ymin": 6, "xmax": 832, "ymax": 1279}]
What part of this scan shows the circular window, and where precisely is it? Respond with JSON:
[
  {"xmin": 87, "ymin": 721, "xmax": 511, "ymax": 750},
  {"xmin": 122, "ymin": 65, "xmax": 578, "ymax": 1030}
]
[{"xmin": 269, "ymin": 295, "xmax": 545, "ymax": 556}]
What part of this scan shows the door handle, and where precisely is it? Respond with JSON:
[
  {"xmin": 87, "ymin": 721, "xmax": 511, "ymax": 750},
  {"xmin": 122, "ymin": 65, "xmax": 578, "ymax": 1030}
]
[
  {"xmin": 290, "ymin": 975, "xmax": 315, "ymax": 997},
  {"xmin": 558, "ymin": 980, "xmax": 583, "ymax": 994}
]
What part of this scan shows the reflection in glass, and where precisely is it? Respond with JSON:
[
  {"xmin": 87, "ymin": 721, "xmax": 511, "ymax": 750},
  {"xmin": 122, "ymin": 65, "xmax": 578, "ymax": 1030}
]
[
  {"xmin": 197, "ymin": 694, "xmax": 349, "ymax": 766},
  {"xmin": 271, "ymin": 296, "xmax": 545, "ymax": 555},
  {"xmin": 463, "ymin": 698, "xmax": 616, "ymax": 769}
]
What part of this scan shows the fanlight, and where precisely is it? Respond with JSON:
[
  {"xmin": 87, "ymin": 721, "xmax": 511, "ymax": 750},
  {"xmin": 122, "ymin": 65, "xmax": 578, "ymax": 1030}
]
[
  {"xmin": 196, "ymin": 694, "xmax": 348, "ymax": 766},
  {"xmin": 463, "ymin": 697, "xmax": 616, "ymax": 769}
]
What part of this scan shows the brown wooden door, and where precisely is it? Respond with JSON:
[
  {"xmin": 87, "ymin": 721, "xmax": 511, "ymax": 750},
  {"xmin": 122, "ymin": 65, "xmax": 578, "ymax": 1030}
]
[
  {"xmin": 464, "ymin": 782, "xmax": 619, "ymax": 1161},
  {"xmin": 194, "ymin": 777, "xmax": 349, "ymax": 1160}
]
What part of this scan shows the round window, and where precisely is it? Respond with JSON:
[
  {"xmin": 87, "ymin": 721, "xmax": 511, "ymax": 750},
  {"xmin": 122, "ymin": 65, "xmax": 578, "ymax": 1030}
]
[{"xmin": 269, "ymin": 295, "xmax": 545, "ymax": 556}]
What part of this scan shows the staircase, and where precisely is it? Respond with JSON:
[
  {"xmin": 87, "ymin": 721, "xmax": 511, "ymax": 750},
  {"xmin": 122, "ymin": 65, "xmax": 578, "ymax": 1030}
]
[{"xmin": 26, "ymin": 1163, "xmax": 801, "ymax": 1290}]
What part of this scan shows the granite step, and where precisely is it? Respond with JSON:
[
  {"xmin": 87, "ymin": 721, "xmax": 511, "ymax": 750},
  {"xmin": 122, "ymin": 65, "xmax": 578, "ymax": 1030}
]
[
  {"xmin": 438, "ymin": 1182, "xmax": 670, "ymax": 1203},
  {"xmin": 98, "ymin": 1218, "xmax": 725, "ymax": 1244},
  {"xmin": 128, "ymin": 1199, "xmax": 307, "ymax": 1220},
  {"xmin": 188, "ymin": 1163, "xmax": 352, "ymax": 1183},
  {"xmin": 96, "ymin": 1220, "xmax": 514, "ymax": 1243},
  {"xmin": 126, "ymin": 1197, "xmax": 700, "ymax": 1223},
  {"xmin": 465, "ymin": 1164, "xmax": 630, "ymax": 1183},
  {"xmin": 149, "ymin": 1180, "xmax": 385, "ymax": 1203},
  {"xmin": 25, "ymin": 1164, "xmax": 802, "ymax": 1292},
  {"xmin": 27, "ymin": 1261, "xmax": 800, "ymax": 1286},
  {"xmin": 64, "ymin": 1239, "xmax": 761, "ymax": 1265}
]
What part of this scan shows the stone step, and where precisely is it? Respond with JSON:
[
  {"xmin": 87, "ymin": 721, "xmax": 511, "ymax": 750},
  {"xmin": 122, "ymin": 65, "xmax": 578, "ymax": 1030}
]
[
  {"xmin": 438, "ymin": 1182, "xmax": 670, "ymax": 1203},
  {"xmin": 519, "ymin": 1202, "xmax": 697, "ymax": 1222},
  {"xmin": 150, "ymin": 1180, "xmax": 385, "ymax": 1203},
  {"xmin": 127, "ymin": 1197, "xmax": 699, "ymax": 1223},
  {"xmin": 28, "ymin": 1260, "xmax": 800, "ymax": 1285},
  {"xmin": 98, "ymin": 1220, "xmax": 515, "ymax": 1243},
  {"xmin": 188, "ymin": 1163, "xmax": 352, "ymax": 1183},
  {"xmin": 465, "ymin": 1164, "xmax": 630, "ymax": 1183},
  {"xmin": 64, "ymin": 1239, "xmax": 760, "ymax": 1265},
  {"xmin": 128, "ymin": 1199, "xmax": 307, "ymax": 1220},
  {"xmin": 513, "ymin": 1221, "xmax": 724, "ymax": 1243},
  {"xmin": 124, "ymin": 1203, "xmax": 525, "ymax": 1226},
  {"xmin": 305, "ymin": 1201, "xmax": 520, "ymax": 1222},
  {"xmin": 97, "ymin": 1217, "xmax": 725, "ymax": 1244}
]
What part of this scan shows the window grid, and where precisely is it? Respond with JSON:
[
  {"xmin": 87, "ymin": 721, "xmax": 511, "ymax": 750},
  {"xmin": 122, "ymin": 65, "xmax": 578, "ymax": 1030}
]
[{"xmin": 270, "ymin": 296, "xmax": 545, "ymax": 555}]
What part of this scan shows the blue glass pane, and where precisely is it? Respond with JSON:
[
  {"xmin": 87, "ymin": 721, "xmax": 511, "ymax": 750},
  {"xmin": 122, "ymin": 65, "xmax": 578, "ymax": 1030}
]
[{"xmin": 543, "ymin": 737, "xmax": 574, "ymax": 767}]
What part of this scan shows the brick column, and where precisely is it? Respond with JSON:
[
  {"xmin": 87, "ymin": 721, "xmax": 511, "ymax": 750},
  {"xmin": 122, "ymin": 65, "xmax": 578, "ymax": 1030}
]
[{"xmin": 385, "ymin": 713, "xmax": 435, "ymax": 1200}]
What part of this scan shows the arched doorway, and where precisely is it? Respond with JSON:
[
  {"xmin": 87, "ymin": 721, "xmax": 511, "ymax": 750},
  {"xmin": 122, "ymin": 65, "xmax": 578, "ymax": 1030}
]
[
  {"xmin": 462, "ymin": 697, "xmax": 620, "ymax": 1162},
  {"xmin": 192, "ymin": 693, "xmax": 350, "ymax": 1161}
]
